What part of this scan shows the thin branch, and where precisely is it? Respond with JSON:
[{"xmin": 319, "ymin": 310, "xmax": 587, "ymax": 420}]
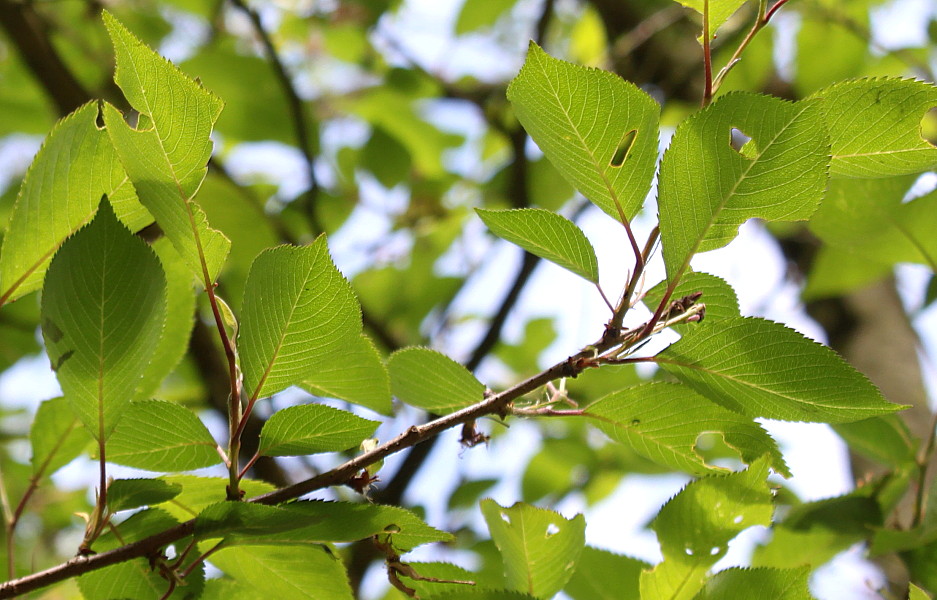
[
  {"xmin": 227, "ymin": 0, "xmax": 323, "ymax": 234},
  {"xmin": 701, "ymin": 0, "xmax": 714, "ymax": 106},
  {"xmin": 913, "ymin": 410, "xmax": 937, "ymax": 527}
]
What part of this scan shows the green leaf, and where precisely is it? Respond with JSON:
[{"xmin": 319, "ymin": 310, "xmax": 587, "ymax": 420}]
[
  {"xmin": 476, "ymin": 208, "xmax": 599, "ymax": 284},
  {"xmin": 107, "ymin": 478, "xmax": 182, "ymax": 512},
  {"xmin": 30, "ymin": 397, "xmax": 92, "ymax": 478},
  {"xmin": 194, "ymin": 502, "xmax": 324, "ymax": 542},
  {"xmin": 41, "ymin": 199, "xmax": 166, "ymax": 441},
  {"xmin": 258, "ymin": 403, "xmax": 378, "ymax": 457},
  {"xmin": 79, "ymin": 508, "xmax": 203, "ymax": 600},
  {"xmin": 674, "ymin": 0, "xmax": 748, "ymax": 40},
  {"xmin": 641, "ymin": 457, "xmax": 773, "ymax": 599},
  {"xmin": 388, "ymin": 347, "xmax": 485, "ymax": 413},
  {"xmin": 220, "ymin": 500, "xmax": 452, "ymax": 552},
  {"xmin": 0, "ymin": 102, "xmax": 143, "ymax": 304},
  {"xmin": 833, "ymin": 415, "xmax": 917, "ymax": 468},
  {"xmin": 102, "ymin": 11, "xmax": 230, "ymax": 283},
  {"xmin": 563, "ymin": 546, "xmax": 648, "ymax": 600},
  {"xmin": 300, "ymin": 333, "xmax": 392, "ymax": 414},
  {"xmin": 507, "ymin": 43, "xmax": 659, "ymax": 221},
  {"xmin": 154, "ymin": 476, "xmax": 275, "ymax": 521},
  {"xmin": 455, "ymin": 0, "xmax": 516, "ymax": 34},
  {"xmin": 658, "ymin": 93, "xmax": 828, "ymax": 281},
  {"xmin": 135, "ymin": 238, "xmax": 196, "ymax": 399},
  {"xmin": 431, "ymin": 593, "xmax": 538, "ymax": 600},
  {"xmin": 395, "ymin": 561, "xmax": 477, "ymax": 597},
  {"xmin": 239, "ymin": 239, "xmax": 362, "ymax": 401},
  {"xmin": 107, "ymin": 399, "xmax": 219, "ymax": 471},
  {"xmin": 586, "ymin": 382, "xmax": 788, "ymax": 477},
  {"xmin": 694, "ymin": 567, "xmax": 816, "ymax": 600},
  {"xmin": 910, "ymin": 583, "xmax": 933, "ymax": 600},
  {"xmin": 643, "ymin": 272, "xmax": 740, "ymax": 327},
  {"xmin": 811, "ymin": 78, "xmax": 937, "ymax": 178},
  {"xmin": 209, "ymin": 545, "xmax": 354, "ymax": 600},
  {"xmin": 480, "ymin": 500, "xmax": 586, "ymax": 599},
  {"xmin": 656, "ymin": 317, "xmax": 901, "ymax": 423}
]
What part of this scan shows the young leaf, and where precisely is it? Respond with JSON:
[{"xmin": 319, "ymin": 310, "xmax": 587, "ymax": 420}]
[
  {"xmin": 0, "ymin": 102, "xmax": 143, "ymax": 304},
  {"xmin": 258, "ymin": 403, "xmax": 378, "ymax": 457},
  {"xmin": 480, "ymin": 500, "xmax": 586, "ymax": 599},
  {"xmin": 30, "ymin": 397, "xmax": 92, "ymax": 478},
  {"xmin": 388, "ymin": 347, "xmax": 485, "ymax": 413},
  {"xmin": 658, "ymin": 93, "xmax": 828, "ymax": 282},
  {"xmin": 586, "ymin": 382, "xmax": 789, "ymax": 477},
  {"xmin": 238, "ymin": 239, "xmax": 362, "ymax": 401},
  {"xmin": 208, "ymin": 545, "xmax": 354, "ymax": 600},
  {"xmin": 656, "ymin": 317, "xmax": 902, "ymax": 423},
  {"xmin": 107, "ymin": 400, "xmax": 219, "ymax": 471},
  {"xmin": 102, "ymin": 11, "xmax": 230, "ymax": 283},
  {"xmin": 674, "ymin": 0, "xmax": 748, "ymax": 40},
  {"xmin": 300, "ymin": 333, "xmax": 392, "ymax": 415},
  {"xmin": 507, "ymin": 42, "xmax": 659, "ymax": 221},
  {"xmin": 810, "ymin": 78, "xmax": 937, "ymax": 177},
  {"xmin": 695, "ymin": 567, "xmax": 815, "ymax": 600},
  {"xmin": 476, "ymin": 208, "xmax": 599, "ymax": 284},
  {"xmin": 107, "ymin": 478, "xmax": 182, "ymax": 512},
  {"xmin": 41, "ymin": 199, "xmax": 166, "ymax": 441},
  {"xmin": 563, "ymin": 546, "xmax": 648, "ymax": 600}
]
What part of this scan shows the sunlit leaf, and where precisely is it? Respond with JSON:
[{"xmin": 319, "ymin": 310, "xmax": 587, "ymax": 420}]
[
  {"xmin": 108, "ymin": 478, "xmax": 182, "ymax": 512},
  {"xmin": 476, "ymin": 208, "xmax": 599, "ymax": 283},
  {"xmin": 30, "ymin": 397, "xmax": 92, "ymax": 477},
  {"xmin": 300, "ymin": 333, "xmax": 392, "ymax": 415},
  {"xmin": 564, "ymin": 546, "xmax": 648, "ymax": 600},
  {"xmin": 209, "ymin": 545, "xmax": 353, "ymax": 600},
  {"xmin": 41, "ymin": 199, "xmax": 166, "ymax": 440},
  {"xmin": 507, "ymin": 43, "xmax": 659, "ymax": 221},
  {"xmin": 673, "ymin": 0, "xmax": 748, "ymax": 40},
  {"xmin": 258, "ymin": 403, "xmax": 378, "ymax": 457},
  {"xmin": 107, "ymin": 399, "xmax": 218, "ymax": 470},
  {"xmin": 656, "ymin": 317, "xmax": 901, "ymax": 423},
  {"xmin": 388, "ymin": 347, "xmax": 485, "ymax": 413},
  {"xmin": 695, "ymin": 567, "xmax": 816, "ymax": 600},
  {"xmin": 480, "ymin": 500, "xmax": 585, "ymax": 599}
]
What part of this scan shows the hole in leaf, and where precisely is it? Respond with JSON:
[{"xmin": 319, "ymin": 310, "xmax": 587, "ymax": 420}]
[
  {"xmin": 710, "ymin": 546, "xmax": 721, "ymax": 556},
  {"xmin": 630, "ymin": 418, "xmax": 641, "ymax": 426},
  {"xmin": 920, "ymin": 107, "xmax": 937, "ymax": 147},
  {"xmin": 729, "ymin": 127, "xmax": 753, "ymax": 156},
  {"xmin": 733, "ymin": 515, "xmax": 744, "ymax": 524},
  {"xmin": 545, "ymin": 523, "xmax": 560, "ymax": 538},
  {"xmin": 610, "ymin": 129, "xmax": 638, "ymax": 167},
  {"xmin": 684, "ymin": 547, "xmax": 694, "ymax": 556},
  {"xmin": 500, "ymin": 512, "xmax": 511, "ymax": 525}
]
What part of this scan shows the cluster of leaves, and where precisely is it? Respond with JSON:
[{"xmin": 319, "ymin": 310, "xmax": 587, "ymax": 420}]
[{"xmin": 1, "ymin": 0, "xmax": 937, "ymax": 599}]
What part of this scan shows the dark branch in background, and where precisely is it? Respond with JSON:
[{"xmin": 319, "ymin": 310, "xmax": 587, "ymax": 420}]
[
  {"xmin": 0, "ymin": 0, "xmax": 90, "ymax": 115},
  {"xmin": 227, "ymin": 0, "xmax": 323, "ymax": 234}
]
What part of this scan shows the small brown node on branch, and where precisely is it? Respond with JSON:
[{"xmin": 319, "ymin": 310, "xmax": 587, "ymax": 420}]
[
  {"xmin": 374, "ymin": 535, "xmax": 475, "ymax": 599},
  {"xmin": 460, "ymin": 420, "xmax": 490, "ymax": 448},
  {"xmin": 663, "ymin": 290, "xmax": 705, "ymax": 321},
  {"xmin": 347, "ymin": 470, "xmax": 380, "ymax": 495}
]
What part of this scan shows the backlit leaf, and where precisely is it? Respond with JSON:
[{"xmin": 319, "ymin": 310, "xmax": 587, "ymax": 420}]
[
  {"xmin": 695, "ymin": 567, "xmax": 815, "ymax": 600},
  {"xmin": 209, "ymin": 545, "xmax": 353, "ymax": 600},
  {"xmin": 476, "ymin": 208, "xmax": 599, "ymax": 283},
  {"xmin": 674, "ymin": 0, "xmax": 748, "ymax": 40},
  {"xmin": 643, "ymin": 271, "xmax": 740, "ymax": 327},
  {"xmin": 564, "ymin": 546, "xmax": 648, "ymax": 600},
  {"xmin": 507, "ymin": 43, "xmax": 659, "ymax": 221},
  {"xmin": 586, "ymin": 382, "xmax": 788, "ymax": 476},
  {"xmin": 480, "ymin": 500, "xmax": 585, "ymax": 599},
  {"xmin": 102, "ymin": 11, "xmax": 230, "ymax": 283},
  {"xmin": 658, "ymin": 93, "xmax": 828, "ymax": 281},
  {"xmin": 0, "ymin": 103, "xmax": 143, "ymax": 304},
  {"xmin": 300, "ymin": 333, "xmax": 392, "ymax": 414},
  {"xmin": 389, "ymin": 347, "xmax": 485, "ymax": 413},
  {"xmin": 258, "ymin": 403, "xmax": 378, "ymax": 457},
  {"xmin": 656, "ymin": 317, "xmax": 901, "ymax": 423},
  {"xmin": 811, "ymin": 78, "xmax": 937, "ymax": 177},
  {"xmin": 107, "ymin": 399, "xmax": 218, "ymax": 470},
  {"xmin": 30, "ymin": 397, "xmax": 92, "ymax": 477},
  {"xmin": 239, "ymin": 238, "xmax": 361, "ymax": 401},
  {"xmin": 108, "ymin": 478, "xmax": 182, "ymax": 512},
  {"xmin": 41, "ymin": 199, "xmax": 166, "ymax": 440}
]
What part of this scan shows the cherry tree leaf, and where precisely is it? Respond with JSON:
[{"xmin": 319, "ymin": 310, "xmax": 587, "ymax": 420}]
[
  {"xmin": 0, "ymin": 102, "xmax": 144, "ymax": 304},
  {"xmin": 388, "ymin": 347, "xmax": 485, "ymax": 413},
  {"xmin": 102, "ymin": 11, "xmax": 230, "ymax": 283},
  {"xmin": 811, "ymin": 78, "xmax": 937, "ymax": 178},
  {"xmin": 507, "ymin": 42, "xmax": 659, "ymax": 221},
  {"xmin": 476, "ymin": 208, "xmax": 599, "ymax": 283},
  {"xmin": 258, "ymin": 404, "xmax": 378, "ymax": 457},
  {"xmin": 107, "ymin": 400, "xmax": 219, "ymax": 470},
  {"xmin": 674, "ymin": 0, "xmax": 748, "ymax": 40},
  {"xmin": 108, "ymin": 478, "xmax": 182, "ymax": 512},
  {"xmin": 656, "ymin": 317, "xmax": 902, "ymax": 423},
  {"xmin": 30, "ymin": 397, "xmax": 92, "ymax": 478},
  {"xmin": 658, "ymin": 93, "xmax": 829, "ymax": 282},
  {"xmin": 208, "ymin": 545, "xmax": 354, "ymax": 600},
  {"xmin": 695, "ymin": 567, "xmax": 815, "ymax": 600},
  {"xmin": 586, "ymin": 382, "xmax": 789, "ymax": 477},
  {"xmin": 41, "ymin": 199, "xmax": 166, "ymax": 441},
  {"xmin": 481, "ymin": 500, "xmax": 585, "ymax": 599},
  {"xmin": 239, "ymin": 238, "xmax": 361, "ymax": 401},
  {"xmin": 644, "ymin": 271, "xmax": 740, "ymax": 328},
  {"xmin": 300, "ymin": 334, "xmax": 392, "ymax": 415}
]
